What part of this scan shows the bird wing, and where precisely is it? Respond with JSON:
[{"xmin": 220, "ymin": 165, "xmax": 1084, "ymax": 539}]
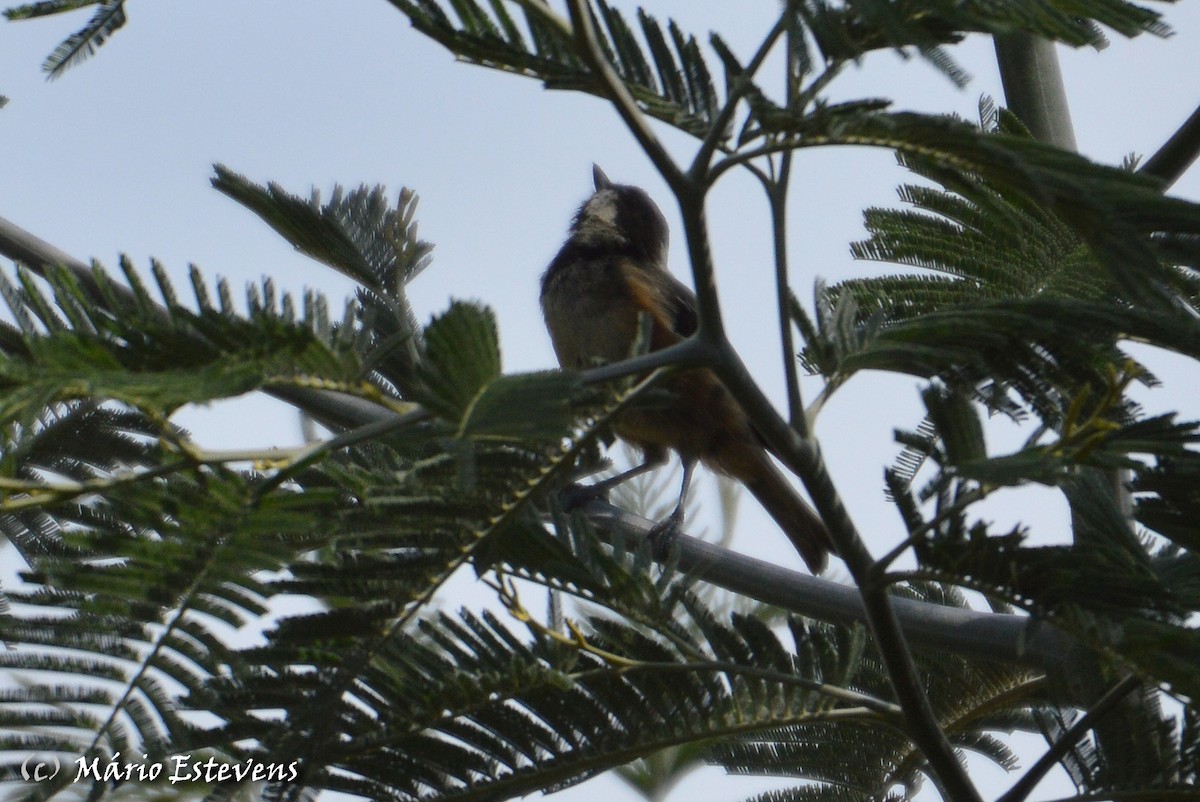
[
  {"xmin": 617, "ymin": 260, "xmax": 699, "ymax": 348},
  {"xmin": 624, "ymin": 264, "xmax": 785, "ymax": 460},
  {"xmin": 660, "ymin": 271, "xmax": 698, "ymax": 338}
]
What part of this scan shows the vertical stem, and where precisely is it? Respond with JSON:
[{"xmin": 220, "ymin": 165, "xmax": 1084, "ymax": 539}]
[
  {"xmin": 994, "ymin": 28, "xmax": 1159, "ymax": 797},
  {"xmin": 766, "ymin": 161, "xmax": 806, "ymax": 432},
  {"xmin": 992, "ymin": 33, "xmax": 1077, "ymax": 150},
  {"xmin": 770, "ymin": 7, "xmax": 805, "ymax": 432}
]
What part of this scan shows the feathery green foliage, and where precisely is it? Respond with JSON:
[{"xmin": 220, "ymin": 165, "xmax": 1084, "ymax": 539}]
[
  {"xmin": 3, "ymin": 2, "xmax": 1200, "ymax": 802},
  {"xmin": 4, "ymin": 0, "xmax": 126, "ymax": 79},
  {"xmin": 387, "ymin": 0, "xmax": 722, "ymax": 136}
]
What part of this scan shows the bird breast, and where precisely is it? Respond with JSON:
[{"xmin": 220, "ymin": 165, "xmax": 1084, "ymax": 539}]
[{"xmin": 541, "ymin": 255, "xmax": 641, "ymax": 370}]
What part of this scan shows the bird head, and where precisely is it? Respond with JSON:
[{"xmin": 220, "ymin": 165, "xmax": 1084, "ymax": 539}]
[{"xmin": 568, "ymin": 165, "xmax": 669, "ymax": 265}]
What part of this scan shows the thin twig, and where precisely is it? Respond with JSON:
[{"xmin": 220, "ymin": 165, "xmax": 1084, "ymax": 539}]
[
  {"xmin": 610, "ymin": 661, "xmax": 903, "ymax": 718},
  {"xmin": 691, "ymin": 16, "xmax": 787, "ymax": 176},
  {"xmin": 0, "ymin": 459, "xmax": 191, "ymax": 513},
  {"xmin": 997, "ymin": 674, "xmax": 1142, "ymax": 802},
  {"xmin": 763, "ymin": 156, "xmax": 806, "ymax": 433},
  {"xmin": 564, "ymin": 0, "xmax": 686, "ymax": 192},
  {"xmin": 510, "ymin": 0, "xmax": 572, "ymax": 38},
  {"xmin": 499, "ymin": 575, "xmax": 904, "ymax": 718},
  {"xmin": 251, "ymin": 406, "xmax": 433, "ymax": 500}
]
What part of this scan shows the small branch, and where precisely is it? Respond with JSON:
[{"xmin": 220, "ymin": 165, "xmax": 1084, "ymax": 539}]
[
  {"xmin": 762, "ymin": 156, "xmax": 806, "ymax": 433},
  {"xmin": 0, "ymin": 458, "xmax": 192, "ymax": 513},
  {"xmin": 576, "ymin": 336, "xmax": 714, "ymax": 384},
  {"xmin": 510, "ymin": 0, "xmax": 572, "ymax": 38},
  {"xmin": 770, "ymin": 14, "xmax": 805, "ymax": 431},
  {"xmin": 564, "ymin": 0, "xmax": 686, "ymax": 192},
  {"xmin": 691, "ymin": 16, "xmax": 787, "ymax": 176},
  {"xmin": 610, "ymin": 661, "xmax": 903, "ymax": 719},
  {"xmin": 674, "ymin": 175, "xmax": 728, "ymax": 346},
  {"xmin": 251, "ymin": 406, "xmax": 433, "ymax": 500},
  {"xmin": 711, "ymin": 139, "xmax": 806, "ymax": 182},
  {"xmin": 997, "ymin": 674, "xmax": 1142, "ymax": 802},
  {"xmin": 1139, "ymin": 101, "xmax": 1200, "ymax": 189},
  {"xmin": 500, "ymin": 575, "xmax": 903, "ymax": 718}
]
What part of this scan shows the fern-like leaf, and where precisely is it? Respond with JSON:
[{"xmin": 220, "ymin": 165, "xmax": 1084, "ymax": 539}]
[
  {"xmin": 35, "ymin": 0, "xmax": 126, "ymax": 79},
  {"xmin": 211, "ymin": 165, "xmax": 429, "ymax": 395},
  {"xmin": 387, "ymin": 0, "xmax": 725, "ymax": 139}
]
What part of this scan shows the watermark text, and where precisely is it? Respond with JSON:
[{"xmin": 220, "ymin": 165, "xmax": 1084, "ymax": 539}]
[{"xmin": 20, "ymin": 752, "xmax": 299, "ymax": 785}]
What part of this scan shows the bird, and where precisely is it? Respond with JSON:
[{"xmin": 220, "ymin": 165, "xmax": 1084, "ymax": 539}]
[{"xmin": 539, "ymin": 165, "xmax": 834, "ymax": 574}]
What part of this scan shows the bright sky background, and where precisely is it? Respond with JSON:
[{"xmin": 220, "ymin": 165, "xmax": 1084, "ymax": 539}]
[{"xmin": 3, "ymin": 1, "xmax": 1200, "ymax": 800}]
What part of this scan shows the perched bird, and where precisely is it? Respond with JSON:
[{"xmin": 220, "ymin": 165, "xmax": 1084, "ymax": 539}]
[{"xmin": 540, "ymin": 165, "xmax": 834, "ymax": 573}]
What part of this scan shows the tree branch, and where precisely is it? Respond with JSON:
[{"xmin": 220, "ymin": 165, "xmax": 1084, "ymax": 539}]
[
  {"xmin": 690, "ymin": 16, "xmax": 786, "ymax": 176},
  {"xmin": 993, "ymin": 33, "xmax": 1164, "ymax": 800},
  {"xmin": 705, "ymin": 128, "xmax": 983, "ymax": 802},
  {"xmin": 993, "ymin": 33, "xmax": 1077, "ymax": 150},
  {"xmin": 575, "ymin": 336, "xmax": 714, "ymax": 383},
  {"xmin": 1140, "ymin": 100, "xmax": 1200, "ymax": 189},
  {"xmin": 997, "ymin": 674, "xmax": 1142, "ymax": 802},
  {"xmin": 579, "ymin": 497, "xmax": 1085, "ymax": 676},
  {"xmin": 562, "ymin": 6, "xmax": 984, "ymax": 794},
  {"xmin": 563, "ymin": 0, "xmax": 686, "ymax": 193},
  {"xmin": 762, "ymin": 157, "xmax": 806, "ymax": 433}
]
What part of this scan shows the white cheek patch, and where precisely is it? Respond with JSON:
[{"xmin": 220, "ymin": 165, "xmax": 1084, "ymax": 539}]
[{"xmin": 583, "ymin": 191, "xmax": 619, "ymax": 226}]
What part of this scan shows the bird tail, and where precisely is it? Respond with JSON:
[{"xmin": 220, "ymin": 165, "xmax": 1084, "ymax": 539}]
[{"xmin": 741, "ymin": 455, "xmax": 834, "ymax": 574}]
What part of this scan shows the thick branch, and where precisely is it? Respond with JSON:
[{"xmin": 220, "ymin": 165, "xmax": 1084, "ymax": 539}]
[
  {"xmin": 581, "ymin": 497, "xmax": 1085, "ymax": 676},
  {"xmin": 994, "ymin": 31, "xmax": 1167, "ymax": 802},
  {"xmin": 993, "ymin": 33, "xmax": 1077, "ymax": 150}
]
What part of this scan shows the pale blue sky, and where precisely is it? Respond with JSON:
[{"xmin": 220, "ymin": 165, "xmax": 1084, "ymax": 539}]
[{"xmin": 3, "ymin": 2, "xmax": 1200, "ymax": 800}]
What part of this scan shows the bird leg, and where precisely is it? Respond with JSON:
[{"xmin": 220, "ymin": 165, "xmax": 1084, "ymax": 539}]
[
  {"xmin": 647, "ymin": 457, "xmax": 694, "ymax": 558},
  {"xmin": 560, "ymin": 447, "xmax": 693, "ymax": 559},
  {"xmin": 560, "ymin": 448, "xmax": 667, "ymax": 511}
]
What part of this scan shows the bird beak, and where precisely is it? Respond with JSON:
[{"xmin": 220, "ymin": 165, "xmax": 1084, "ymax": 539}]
[{"xmin": 592, "ymin": 164, "xmax": 612, "ymax": 190}]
